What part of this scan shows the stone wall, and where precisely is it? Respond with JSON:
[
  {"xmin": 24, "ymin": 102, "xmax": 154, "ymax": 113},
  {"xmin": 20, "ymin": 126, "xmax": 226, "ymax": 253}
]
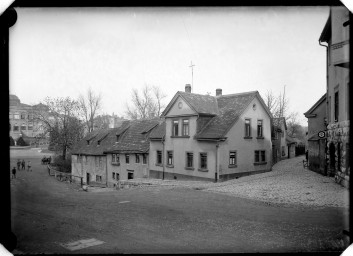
[{"xmin": 326, "ymin": 120, "xmax": 350, "ymax": 187}]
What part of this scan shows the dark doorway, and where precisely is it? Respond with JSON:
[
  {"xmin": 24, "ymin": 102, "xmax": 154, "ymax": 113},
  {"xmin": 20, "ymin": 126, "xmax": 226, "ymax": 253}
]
[
  {"xmin": 337, "ymin": 142, "xmax": 341, "ymax": 173},
  {"xmin": 86, "ymin": 173, "xmax": 90, "ymax": 185},
  {"xmin": 128, "ymin": 172, "xmax": 134, "ymax": 180},
  {"xmin": 329, "ymin": 143, "xmax": 336, "ymax": 175}
]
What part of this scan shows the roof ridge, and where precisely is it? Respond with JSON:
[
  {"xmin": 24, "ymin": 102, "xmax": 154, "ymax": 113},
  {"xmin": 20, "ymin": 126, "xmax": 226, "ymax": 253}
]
[{"xmin": 217, "ymin": 90, "xmax": 258, "ymax": 98}]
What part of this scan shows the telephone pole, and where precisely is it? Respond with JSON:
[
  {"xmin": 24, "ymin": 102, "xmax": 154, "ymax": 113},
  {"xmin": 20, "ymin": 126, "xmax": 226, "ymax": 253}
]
[{"xmin": 189, "ymin": 61, "xmax": 195, "ymax": 92}]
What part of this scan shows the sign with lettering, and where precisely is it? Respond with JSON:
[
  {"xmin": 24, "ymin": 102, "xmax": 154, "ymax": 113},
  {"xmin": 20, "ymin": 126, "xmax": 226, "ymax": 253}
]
[{"xmin": 318, "ymin": 131, "xmax": 326, "ymax": 138}]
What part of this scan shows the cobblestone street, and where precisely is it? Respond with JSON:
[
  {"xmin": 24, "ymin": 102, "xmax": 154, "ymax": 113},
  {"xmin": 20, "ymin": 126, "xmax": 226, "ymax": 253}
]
[{"xmin": 134, "ymin": 155, "xmax": 349, "ymax": 208}]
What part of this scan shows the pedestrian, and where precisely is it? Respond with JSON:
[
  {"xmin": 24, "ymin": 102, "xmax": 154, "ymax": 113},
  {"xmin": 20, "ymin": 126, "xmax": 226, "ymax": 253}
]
[
  {"xmin": 27, "ymin": 161, "xmax": 32, "ymax": 172},
  {"xmin": 11, "ymin": 167, "xmax": 16, "ymax": 179},
  {"xmin": 17, "ymin": 159, "xmax": 21, "ymax": 171},
  {"xmin": 21, "ymin": 159, "xmax": 25, "ymax": 170}
]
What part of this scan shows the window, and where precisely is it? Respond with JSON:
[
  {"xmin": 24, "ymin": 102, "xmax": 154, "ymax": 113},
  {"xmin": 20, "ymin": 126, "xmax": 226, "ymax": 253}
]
[
  {"xmin": 257, "ymin": 120, "xmax": 263, "ymax": 138},
  {"xmin": 156, "ymin": 150, "xmax": 162, "ymax": 165},
  {"xmin": 182, "ymin": 119, "xmax": 189, "ymax": 136},
  {"xmin": 334, "ymin": 91, "xmax": 339, "ymax": 122},
  {"xmin": 167, "ymin": 151, "xmax": 173, "ymax": 166},
  {"xmin": 186, "ymin": 152, "xmax": 193, "ymax": 168},
  {"xmin": 28, "ymin": 125, "xmax": 33, "ymax": 130},
  {"xmin": 20, "ymin": 125, "xmax": 26, "ymax": 131},
  {"xmin": 135, "ymin": 154, "xmax": 140, "ymax": 163},
  {"xmin": 21, "ymin": 113, "xmax": 26, "ymax": 119},
  {"xmin": 13, "ymin": 125, "xmax": 19, "ymax": 131},
  {"xmin": 112, "ymin": 172, "xmax": 115, "ymax": 179},
  {"xmin": 245, "ymin": 119, "xmax": 251, "ymax": 137},
  {"xmin": 125, "ymin": 154, "xmax": 130, "ymax": 164},
  {"xmin": 96, "ymin": 175, "xmax": 102, "ymax": 182},
  {"xmin": 14, "ymin": 113, "xmax": 20, "ymax": 119},
  {"xmin": 200, "ymin": 153, "xmax": 207, "ymax": 169},
  {"xmin": 229, "ymin": 151, "xmax": 237, "ymax": 166},
  {"xmin": 28, "ymin": 114, "xmax": 33, "ymax": 120},
  {"xmin": 255, "ymin": 150, "xmax": 266, "ymax": 164},
  {"xmin": 112, "ymin": 154, "xmax": 116, "ymax": 163},
  {"xmin": 172, "ymin": 120, "xmax": 179, "ymax": 136},
  {"xmin": 142, "ymin": 154, "xmax": 147, "ymax": 164}
]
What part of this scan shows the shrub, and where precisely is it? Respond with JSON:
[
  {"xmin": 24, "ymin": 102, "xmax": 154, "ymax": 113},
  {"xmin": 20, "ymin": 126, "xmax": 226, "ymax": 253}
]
[
  {"xmin": 52, "ymin": 154, "xmax": 72, "ymax": 173},
  {"xmin": 10, "ymin": 136, "xmax": 15, "ymax": 146},
  {"xmin": 16, "ymin": 136, "xmax": 28, "ymax": 146}
]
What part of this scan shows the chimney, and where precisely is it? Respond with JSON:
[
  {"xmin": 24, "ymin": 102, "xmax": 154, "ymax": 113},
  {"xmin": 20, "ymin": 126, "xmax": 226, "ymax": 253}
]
[
  {"xmin": 185, "ymin": 84, "xmax": 191, "ymax": 93},
  {"xmin": 216, "ymin": 88, "xmax": 222, "ymax": 96}
]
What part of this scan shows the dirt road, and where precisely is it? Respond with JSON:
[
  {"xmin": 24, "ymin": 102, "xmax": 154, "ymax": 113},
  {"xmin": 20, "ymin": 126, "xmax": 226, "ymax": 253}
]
[{"xmin": 10, "ymin": 150, "xmax": 349, "ymax": 253}]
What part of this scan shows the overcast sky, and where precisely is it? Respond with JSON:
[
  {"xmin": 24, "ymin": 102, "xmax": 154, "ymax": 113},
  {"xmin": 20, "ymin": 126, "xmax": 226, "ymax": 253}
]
[{"xmin": 9, "ymin": 7, "xmax": 330, "ymax": 125}]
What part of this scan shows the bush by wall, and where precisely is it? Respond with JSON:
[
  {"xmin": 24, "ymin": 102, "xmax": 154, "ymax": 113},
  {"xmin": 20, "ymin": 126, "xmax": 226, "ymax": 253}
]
[
  {"xmin": 52, "ymin": 154, "xmax": 72, "ymax": 173},
  {"xmin": 16, "ymin": 136, "xmax": 28, "ymax": 146}
]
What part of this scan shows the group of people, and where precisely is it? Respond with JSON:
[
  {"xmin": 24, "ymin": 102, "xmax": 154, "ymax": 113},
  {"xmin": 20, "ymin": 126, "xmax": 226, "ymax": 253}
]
[{"xmin": 11, "ymin": 159, "xmax": 32, "ymax": 179}]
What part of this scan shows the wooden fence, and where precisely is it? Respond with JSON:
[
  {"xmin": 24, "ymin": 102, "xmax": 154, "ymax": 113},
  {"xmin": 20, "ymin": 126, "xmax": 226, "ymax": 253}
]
[{"xmin": 47, "ymin": 165, "xmax": 83, "ymax": 186}]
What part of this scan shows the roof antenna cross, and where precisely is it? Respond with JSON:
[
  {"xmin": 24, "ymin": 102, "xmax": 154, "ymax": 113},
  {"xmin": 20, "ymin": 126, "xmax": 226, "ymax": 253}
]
[{"xmin": 189, "ymin": 61, "xmax": 195, "ymax": 93}]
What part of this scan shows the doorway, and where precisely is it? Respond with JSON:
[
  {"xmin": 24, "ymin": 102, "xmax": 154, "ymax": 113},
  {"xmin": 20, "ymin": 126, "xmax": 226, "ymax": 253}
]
[{"xmin": 86, "ymin": 173, "xmax": 90, "ymax": 185}]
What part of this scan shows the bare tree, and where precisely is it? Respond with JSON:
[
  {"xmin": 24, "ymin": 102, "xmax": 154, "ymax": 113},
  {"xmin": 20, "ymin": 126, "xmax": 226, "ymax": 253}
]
[
  {"xmin": 33, "ymin": 97, "xmax": 84, "ymax": 160},
  {"xmin": 78, "ymin": 88, "xmax": 102, "ymax": 133},
  {"xmin": 125, "ymin": 85, "xmax": 167, "ymax": 120},
  {"xmin": 264, "ymin": 89, "xmax": 278, "ymax": 114}
]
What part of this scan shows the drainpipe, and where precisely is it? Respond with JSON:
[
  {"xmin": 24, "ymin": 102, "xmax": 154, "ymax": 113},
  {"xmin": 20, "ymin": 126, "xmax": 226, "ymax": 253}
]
[
  {"xmin": 162, "ymin": 135, "xmax": 165, "ymax": 180},
  {"xmin": 319, "ymin": 37, "xmax": 329, "ymax": 176},
  {"xmin": 215, "ymin": 141, "xmax": 219, "ymax": 182}
]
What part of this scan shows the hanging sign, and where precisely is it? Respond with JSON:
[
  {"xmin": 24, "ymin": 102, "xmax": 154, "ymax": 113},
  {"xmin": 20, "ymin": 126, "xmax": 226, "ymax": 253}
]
[{"xmin": 318, "ymin": 131, "xmax": 326, "ymax": 138}]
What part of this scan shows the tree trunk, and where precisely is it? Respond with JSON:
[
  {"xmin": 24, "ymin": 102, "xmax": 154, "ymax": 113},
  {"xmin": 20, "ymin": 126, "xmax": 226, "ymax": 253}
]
[{"xmin": 62, "ymin": 146, "xmax": 66, "ymax": 160}]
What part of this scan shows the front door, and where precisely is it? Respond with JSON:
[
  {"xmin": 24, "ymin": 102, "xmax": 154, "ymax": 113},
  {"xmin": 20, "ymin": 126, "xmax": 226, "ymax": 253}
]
[{"xmin": 86, "ymin": 173, "xmax": 90, "ymax": 185}]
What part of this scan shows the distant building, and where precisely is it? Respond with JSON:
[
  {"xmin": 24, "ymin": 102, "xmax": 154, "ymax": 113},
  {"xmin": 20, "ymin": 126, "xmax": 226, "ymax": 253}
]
[
  {"xmin": 319, "ymin": 6, "xmax": 350, "ymax": 187},
  {"xmin": 271, "ymin": 120, "xmax": 282, "ymax": 165},
  {"xmin": 304, "ymin": 94, "xmax": 327, "ymax": 175},
  {"xmin": 149, "ymin": 85, "xmax": 273, "ymax": 181},
  {"xmin": 9, "ymin": 94, "xmax": 48, "ymax": 145}
]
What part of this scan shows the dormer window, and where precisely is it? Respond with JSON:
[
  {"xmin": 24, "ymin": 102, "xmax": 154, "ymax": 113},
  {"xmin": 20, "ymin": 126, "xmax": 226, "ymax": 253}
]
[
  {"xmin": 116, "ymin": 135, "xmax": 120, "ymax": 142},
  {"xmin": 97, "ymin": 141, "xmax": 101, "ymax": 146}
]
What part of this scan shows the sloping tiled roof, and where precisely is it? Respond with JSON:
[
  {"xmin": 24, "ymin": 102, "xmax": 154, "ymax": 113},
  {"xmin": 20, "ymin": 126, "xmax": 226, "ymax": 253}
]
[
  {"xmin": 149, "ymin": 121, "xmax": 166, "ymax": 140},
  {"xmin": 162, "ymin": 91, "xmax": 218, "ymax": 116},
  {"xmin": 286, "ymin": 136, "xmax": 297, "ymax": 145},
  {"xmin": 71, "ymin": 127, "xmax": 124, "ymax": 156},
  {"xmin": 104, "ymin": 119, "xmax": 160, "ymax": 154},
  {"xmin": 195, "ymin": 91, "xmax": 258, "ymax": 139}
]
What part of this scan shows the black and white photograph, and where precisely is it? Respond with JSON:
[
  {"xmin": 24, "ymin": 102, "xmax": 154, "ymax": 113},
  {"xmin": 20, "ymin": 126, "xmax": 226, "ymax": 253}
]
[{"xmin": 2, "ymin": 2, "xmax": 351, "ymax": 254}]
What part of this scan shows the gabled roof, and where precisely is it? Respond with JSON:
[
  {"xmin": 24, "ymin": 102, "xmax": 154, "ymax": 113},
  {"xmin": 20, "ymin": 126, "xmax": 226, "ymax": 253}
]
[
  {"xmin": 195, "ymin": 91, "xmax": 266, "ymax": 140},
  {"xmin": 162, "ymin": 91, "xmax": 218, "ymax": 116},
  {"xmin": 71, "ymin": 127, "xmax": 123, "ymax": 156},
  {"xmin": 319, "ymin": 15, "xmax": 331, "ymax": 43},
  {"xmin": 304, "ymin": 93, "xmax": 326, "ymax": 117},
  {"xmin": 104, "ymin": 119, "xmax": 161, "ymax": 154},
  {"xmin": 149, "ymin": 121, "xmax": 166, "ymax": 140},
  {"xmin": 273, "ymin": 117, "xmax": 287, "ymax": 131}
]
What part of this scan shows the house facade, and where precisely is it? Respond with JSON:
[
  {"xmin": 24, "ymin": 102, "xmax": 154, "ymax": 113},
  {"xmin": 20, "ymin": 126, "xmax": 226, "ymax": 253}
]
[
  {"xmin": 304, "ymin": 94, "xmax": 327, "ymax": 175},
  {"xmin": 9, "ymin": 94, "xmax": 49, "ymax": 144},
  {"xmin": 104, "ymin": 119, "xmax": 159, "ymax": 187},
  {"xmin": 71, "ymin": 119, "xmax": 160, "ymax": 187},
  {"xmin": 149, "ymin": 85, "xmax": 273, "ymax": 182},
  {"xmin": 319, "ymin": 6, "xmax": 350, "ymax": 187}
]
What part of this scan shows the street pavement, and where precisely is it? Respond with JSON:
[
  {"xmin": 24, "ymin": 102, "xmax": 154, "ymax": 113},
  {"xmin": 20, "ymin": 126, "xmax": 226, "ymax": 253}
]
[{"xmin": 9, "ymin": 150, "xmax": 349, "ymax": 253}]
